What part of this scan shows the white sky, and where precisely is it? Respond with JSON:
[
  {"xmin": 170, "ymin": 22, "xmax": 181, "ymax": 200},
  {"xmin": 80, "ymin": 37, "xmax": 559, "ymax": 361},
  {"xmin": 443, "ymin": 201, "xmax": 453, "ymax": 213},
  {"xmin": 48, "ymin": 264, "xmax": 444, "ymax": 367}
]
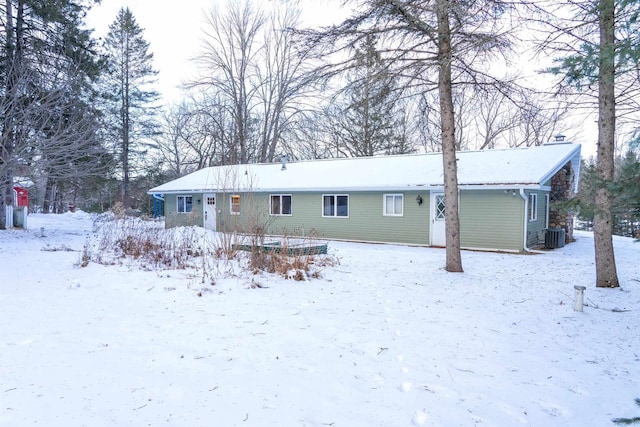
[
  {"xmin": 85, "ymin": 0, "xmax": 341, "ymax": 105},
  {"xmin": 86, "ymin": 0, "xmax": 208, "ymax": 103},
  {"xmin": 84, "ymin": 1, "xmax": 599, "ymax": 157}
]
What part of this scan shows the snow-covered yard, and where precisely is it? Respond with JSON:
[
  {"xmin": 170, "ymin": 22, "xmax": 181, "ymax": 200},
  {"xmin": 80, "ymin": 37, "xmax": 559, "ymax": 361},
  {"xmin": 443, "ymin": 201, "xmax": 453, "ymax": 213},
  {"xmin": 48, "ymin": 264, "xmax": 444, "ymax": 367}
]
[{"xmin": 1, "ymin": 212, "xmax": 638, "ymax": 426}]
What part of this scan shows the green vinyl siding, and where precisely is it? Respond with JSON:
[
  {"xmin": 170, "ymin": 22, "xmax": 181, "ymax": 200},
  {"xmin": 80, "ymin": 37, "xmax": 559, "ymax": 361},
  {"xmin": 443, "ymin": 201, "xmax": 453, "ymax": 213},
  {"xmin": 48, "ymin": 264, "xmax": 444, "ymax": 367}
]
[
  {"xmin": 459, "ymin": 190, "xmax": 524, "ymax": 251},
  {"xmin": 163, "ymin": 189, "xmax": 539, "ymax": 251},
  {"xmin": 525, "ymin": 190, "xmax": 548, "ymax": 248},
  {"xmin": 164, "ymin": 193, "xmax": 203, "ymax": 228},
  {"xmin": 216, "ymin": 191, "xmax": 429, "ymax": 245},
  {"xmin": 217, "ymin": 192, "xmax": 270, "ymax": 233}
]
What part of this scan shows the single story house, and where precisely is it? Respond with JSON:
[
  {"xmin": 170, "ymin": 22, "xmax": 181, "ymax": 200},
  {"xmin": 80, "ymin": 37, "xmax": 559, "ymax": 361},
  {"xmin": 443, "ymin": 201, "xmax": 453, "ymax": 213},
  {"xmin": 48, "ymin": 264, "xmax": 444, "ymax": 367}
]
[{"xmin": 148, "ymin": 141, "xmax": 581, "ymax": 252}]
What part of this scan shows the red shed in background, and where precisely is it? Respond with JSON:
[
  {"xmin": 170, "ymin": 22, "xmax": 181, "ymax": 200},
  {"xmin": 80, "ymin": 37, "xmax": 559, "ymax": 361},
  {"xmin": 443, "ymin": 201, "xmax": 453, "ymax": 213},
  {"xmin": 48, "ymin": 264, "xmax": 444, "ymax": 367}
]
[{"xmin": 13, "ymin": 186, "xmax": 29, "ymax": 213}]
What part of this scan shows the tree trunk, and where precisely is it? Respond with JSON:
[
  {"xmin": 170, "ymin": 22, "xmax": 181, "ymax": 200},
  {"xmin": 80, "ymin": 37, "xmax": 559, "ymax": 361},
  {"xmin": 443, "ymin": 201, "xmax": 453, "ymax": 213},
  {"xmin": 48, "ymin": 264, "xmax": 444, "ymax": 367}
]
[
  {"xmin": 121, "ymin": 34, "xmax": 131, "ymax": 205},
  {"xmin": 437, "ymin": 0, "xmax": 463, "ymax": 273},
  {"xmin": 0, "ymin": 0, "xmax": 20, "ymax": 229},
  {"xmin": 0, "ymin": 177, "xmax": 9, "ymax": 229},
  {"xmin": 594, "ymin": 0, "xmax": 619, "ymax": 287}
]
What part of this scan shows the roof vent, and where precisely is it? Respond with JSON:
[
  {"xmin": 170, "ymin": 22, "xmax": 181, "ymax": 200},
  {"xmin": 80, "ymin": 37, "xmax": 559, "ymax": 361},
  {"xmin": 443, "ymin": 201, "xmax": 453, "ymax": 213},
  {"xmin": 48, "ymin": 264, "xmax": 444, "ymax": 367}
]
[
  {"xmin": 554, "ymin": 134, "xmax": 566, "ymax": 142},
  {"xmin": 281, "ymin": 154, "xmax": 287, "ymax": 171}
]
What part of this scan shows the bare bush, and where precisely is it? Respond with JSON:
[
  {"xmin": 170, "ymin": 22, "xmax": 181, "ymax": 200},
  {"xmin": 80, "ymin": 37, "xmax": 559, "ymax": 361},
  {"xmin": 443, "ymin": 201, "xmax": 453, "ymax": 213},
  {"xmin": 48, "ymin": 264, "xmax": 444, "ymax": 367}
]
[
  {"xmin": 247, "ymin": 228, "xmax": 336, "ymax": 281},
  {"xmin": 84, "ymin": 217, "xmax": 203, "ymax": 270},
  {"xmin": 82, "ymin": 215, "xmax": 337, "ymax": 284}
]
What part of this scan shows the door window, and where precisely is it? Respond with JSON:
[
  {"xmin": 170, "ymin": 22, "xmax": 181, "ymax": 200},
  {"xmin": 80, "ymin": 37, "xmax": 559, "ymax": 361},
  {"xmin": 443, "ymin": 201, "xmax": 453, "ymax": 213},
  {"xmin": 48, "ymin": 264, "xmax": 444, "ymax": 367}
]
[{"xmin": 435, "ymin": 194, "xmax": 445, "ymax": 220}]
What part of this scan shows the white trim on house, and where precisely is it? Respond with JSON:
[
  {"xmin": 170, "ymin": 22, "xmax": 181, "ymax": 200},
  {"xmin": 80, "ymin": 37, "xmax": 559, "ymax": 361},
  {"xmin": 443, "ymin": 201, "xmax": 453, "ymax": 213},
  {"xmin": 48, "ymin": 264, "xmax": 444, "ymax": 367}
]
[
  {"xmin": 538, "ymin": 143, "xmax": 582, "ymax": 192},
  {"xmin": 152, "ymin": 184, "xmax": 555, "ymax": 195},
  {"xmin": 230, "ymin": 194, "xmax": 241, "ymax": 215},
  {"xmin": 269, "ymin": 194, "xmax": 293, "ymax": 216},
  {"xmin": 177, "ymin": 195, "xmax": 193, "ymax": 214},
  {"xmin": 322, "ymin": 194, "xmax": 349, "ymax": 218},
  {"xmin": 528, "ymin": 193, "xmax": 538, "ymax": 222},
  {"xmin": 545, "ymin": 194, "xmax": 550, "ymax": 228},
  {"xmin": 383, "ymin": 194, "xmax": 404, "ymax": 217},
  {"xmin": 520, "ymin": 189, "xmax": 529, "ymax": 251}
]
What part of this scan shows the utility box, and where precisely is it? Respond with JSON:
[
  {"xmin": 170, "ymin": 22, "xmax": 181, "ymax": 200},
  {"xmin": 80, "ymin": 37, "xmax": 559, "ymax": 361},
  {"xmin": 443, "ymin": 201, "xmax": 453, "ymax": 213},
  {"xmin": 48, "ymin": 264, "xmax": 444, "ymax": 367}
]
[{"xmin": 545, "ymin": 228, "xmax": 566, "ymax": 249}]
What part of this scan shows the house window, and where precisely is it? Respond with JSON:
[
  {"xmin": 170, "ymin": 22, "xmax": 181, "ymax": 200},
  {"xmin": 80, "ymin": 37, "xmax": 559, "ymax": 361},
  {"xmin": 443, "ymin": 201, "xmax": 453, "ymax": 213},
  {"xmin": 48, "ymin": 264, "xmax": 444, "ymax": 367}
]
[
  {"xmin": 528, "ymin": 193, "xmax": 538, "ymax": 221},
  {"xmin": 270, "ymin": 194, "xmax": 292, "ymax": 216},
  {"xmin": 177, "ymin": 195, "xmax": 193, "ymax": 213},
  {"xmin": 384, "ymin": 194, "xmax": 403, "ymax": 216},
  {"xmin": 323, "ymin": 194, "xmax": 349, "ymax": 217},
  {"xmin": 230, "ymin": 195, "xmax": 241, "ymax": 215},
  {"xmin": 545, "ymin": 194, "xmax": 550, "ymax": 228}
]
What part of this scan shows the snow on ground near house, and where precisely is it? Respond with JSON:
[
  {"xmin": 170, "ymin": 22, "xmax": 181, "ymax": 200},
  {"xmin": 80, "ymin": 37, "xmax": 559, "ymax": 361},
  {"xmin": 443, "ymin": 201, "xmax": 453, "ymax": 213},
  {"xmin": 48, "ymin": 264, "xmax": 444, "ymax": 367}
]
[{"xmin": 1, "ymin": 212, "xmax": 638, "ymax": 427}]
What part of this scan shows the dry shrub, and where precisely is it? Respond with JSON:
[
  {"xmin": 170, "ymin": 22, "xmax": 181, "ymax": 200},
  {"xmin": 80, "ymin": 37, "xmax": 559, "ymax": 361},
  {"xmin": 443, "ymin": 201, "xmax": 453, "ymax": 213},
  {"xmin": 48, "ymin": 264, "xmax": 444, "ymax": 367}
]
[
  {"xmin": 111, "ymin": 201, "xmax": 126, "ymax": 218},
  {"xmin": 214, "ymin": 229, "xmax": 240, "ymax": 259},
  {"xmin": 85, "ymin": 217, "xmax": 206, "ymax": 270},
  {"xmin": 82, "ymin": 215, "xmax": 337, "ymax": 284},
  {"xmin": 247, "ymin": 229, "xmax": 336, "ymax": 281}
]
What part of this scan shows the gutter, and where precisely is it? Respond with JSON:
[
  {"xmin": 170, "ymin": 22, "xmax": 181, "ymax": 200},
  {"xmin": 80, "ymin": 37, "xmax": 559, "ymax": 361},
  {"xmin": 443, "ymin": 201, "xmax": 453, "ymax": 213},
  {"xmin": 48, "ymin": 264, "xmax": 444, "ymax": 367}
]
[{"xmin": 147, "ymin": 184, "xmax": 549, "ymax": 195}]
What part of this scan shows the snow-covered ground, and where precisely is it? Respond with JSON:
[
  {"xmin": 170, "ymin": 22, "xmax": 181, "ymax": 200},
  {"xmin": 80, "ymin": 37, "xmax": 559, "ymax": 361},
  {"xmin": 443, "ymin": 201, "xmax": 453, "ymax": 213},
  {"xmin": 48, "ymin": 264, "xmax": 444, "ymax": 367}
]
[{"xmin": 1, "ymin": 212, "xmax": 638, "ymax": 427}]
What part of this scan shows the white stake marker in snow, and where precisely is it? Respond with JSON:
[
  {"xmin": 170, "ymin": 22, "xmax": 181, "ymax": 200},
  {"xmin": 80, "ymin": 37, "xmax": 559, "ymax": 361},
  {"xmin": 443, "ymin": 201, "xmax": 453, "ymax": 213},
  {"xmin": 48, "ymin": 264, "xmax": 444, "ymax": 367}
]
[{"xmin": 574, "ymin": 285, "xmax": 586, "ymax": 312}]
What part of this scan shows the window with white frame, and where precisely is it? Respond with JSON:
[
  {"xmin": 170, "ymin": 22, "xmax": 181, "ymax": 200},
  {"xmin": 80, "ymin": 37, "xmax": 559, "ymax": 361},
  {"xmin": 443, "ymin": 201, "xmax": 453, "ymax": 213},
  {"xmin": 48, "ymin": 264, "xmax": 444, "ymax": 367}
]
[
  {"xmin": 230, "ymin": 195, "xmax": 241, "ymax": 215},
  {"xmin": 384, "ymin": 194, "xmax": 404, "ymax": 216},
  {"xmin": 545, "ymin": 194, "xmax": 550, "ymax": 228},
  {"xmin": 270, "ymin": 194, "xmax": 292, "ymax": 215},
  {"xmin": 177, "ymin": 195, "xmax": 193, "ymax": 213},
  {"xmin": 323, "ymin": 194, "xmax": 349, "ymax": 217},
  {"xmin": 528, "ymin": 193, "xmax": 538, "ymax": 221}
]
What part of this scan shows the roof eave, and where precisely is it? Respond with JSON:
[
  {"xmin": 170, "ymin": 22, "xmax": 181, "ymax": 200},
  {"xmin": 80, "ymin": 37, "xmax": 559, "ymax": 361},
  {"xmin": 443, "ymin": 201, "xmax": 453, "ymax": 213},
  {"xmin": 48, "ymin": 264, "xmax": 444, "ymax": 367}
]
[
  {"xmin": 537, "ymin": 144, "xmax": 582, "ymax": 189},
  {"xmin": 148, "ymin": 183, "xmax": 549, "ymax": 195}
]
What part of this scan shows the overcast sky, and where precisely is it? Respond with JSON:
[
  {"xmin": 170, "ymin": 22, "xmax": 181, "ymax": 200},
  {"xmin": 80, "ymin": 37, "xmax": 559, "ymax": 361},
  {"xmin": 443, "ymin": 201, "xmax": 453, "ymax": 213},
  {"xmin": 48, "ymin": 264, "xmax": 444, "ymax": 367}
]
[
  {"xmin": 84, "ymin": 1, "xmax": 598, "ymax": 156},
  {"xmin": 85, "ymin": 0, "xmax": 341, "ymax": 105}
]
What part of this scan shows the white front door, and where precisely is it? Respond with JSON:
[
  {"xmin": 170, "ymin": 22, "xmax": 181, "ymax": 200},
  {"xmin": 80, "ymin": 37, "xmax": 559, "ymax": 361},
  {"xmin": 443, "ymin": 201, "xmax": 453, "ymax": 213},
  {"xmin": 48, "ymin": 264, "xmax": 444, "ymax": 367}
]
[
  {"xmin": 204, "ymin": 194, "xmax": 216, "ymax": 231},
  {"xmin": 430, "ymin": 192, "xmax": 446, "ymax": 246}
]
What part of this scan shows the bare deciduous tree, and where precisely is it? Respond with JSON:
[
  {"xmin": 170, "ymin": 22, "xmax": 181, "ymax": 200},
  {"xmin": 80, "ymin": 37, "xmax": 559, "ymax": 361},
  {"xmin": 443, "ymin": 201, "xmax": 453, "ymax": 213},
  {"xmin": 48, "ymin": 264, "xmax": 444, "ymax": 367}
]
[
  {"xmin": 192, "ymin": 0, "xmax": 264, "ymax": 165},
  {"xmin": 304, "ymin": 0, "xmax": 518, "ymax": 272},
  {"xmin": 189, "ymin": 0, "xmax": 315, "ymax": 166},
  {"xmin": 256, "ymin": 5, "xmax": 316, "ymax": 162}
]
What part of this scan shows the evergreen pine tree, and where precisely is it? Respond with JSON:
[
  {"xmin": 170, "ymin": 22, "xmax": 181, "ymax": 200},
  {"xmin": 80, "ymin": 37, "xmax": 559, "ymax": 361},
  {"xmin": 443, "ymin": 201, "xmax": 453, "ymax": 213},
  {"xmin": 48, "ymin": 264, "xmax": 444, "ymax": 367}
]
[
  {"xmin": 1, "ymin": 0, "xmax": 105, "ymax": 225},
  {"xmin": 545, "ymin": 0, "xmax": 640, "ymax": 287},
  {"xmin": 101, "ymin": 7, "xmax": 159, "ymax": 207},
  {"xmin": 613, "ymin": 150, "xmax": 640, "ymax": 237},
  {"xmin": 335, "ymin": 35, "xmax": 397, "ymax": 157}
]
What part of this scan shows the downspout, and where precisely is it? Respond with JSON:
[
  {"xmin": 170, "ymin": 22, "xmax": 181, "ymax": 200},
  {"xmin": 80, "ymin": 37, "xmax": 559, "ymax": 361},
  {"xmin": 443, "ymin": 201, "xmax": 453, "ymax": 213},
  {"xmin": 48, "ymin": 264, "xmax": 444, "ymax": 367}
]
[{"xmin": 519, "ymin": 189, "xmax": 531, "ymax": 252}]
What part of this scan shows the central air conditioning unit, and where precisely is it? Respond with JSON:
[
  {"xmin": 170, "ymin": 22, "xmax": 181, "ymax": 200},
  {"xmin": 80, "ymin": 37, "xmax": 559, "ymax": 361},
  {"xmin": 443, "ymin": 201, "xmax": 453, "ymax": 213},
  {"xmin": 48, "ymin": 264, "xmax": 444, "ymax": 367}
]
[{"xmin": 545, "ymin": 228, "xmax": 566, "ymax": 249}]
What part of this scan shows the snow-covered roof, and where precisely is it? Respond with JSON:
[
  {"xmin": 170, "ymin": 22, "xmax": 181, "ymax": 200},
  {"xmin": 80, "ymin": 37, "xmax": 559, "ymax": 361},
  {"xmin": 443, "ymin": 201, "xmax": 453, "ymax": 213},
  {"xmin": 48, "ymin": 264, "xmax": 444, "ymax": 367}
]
[{"xmin": 148, "ymin": 142, "xmax": 582, "ymax": 194}]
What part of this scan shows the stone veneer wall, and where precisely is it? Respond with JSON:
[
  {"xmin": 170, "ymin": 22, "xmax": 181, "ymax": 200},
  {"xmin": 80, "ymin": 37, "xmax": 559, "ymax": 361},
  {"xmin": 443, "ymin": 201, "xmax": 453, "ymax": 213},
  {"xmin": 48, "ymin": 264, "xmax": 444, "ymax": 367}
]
[{"xmin": 548, "ymin": 161, "xmax": 575, "ymax": 243}]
